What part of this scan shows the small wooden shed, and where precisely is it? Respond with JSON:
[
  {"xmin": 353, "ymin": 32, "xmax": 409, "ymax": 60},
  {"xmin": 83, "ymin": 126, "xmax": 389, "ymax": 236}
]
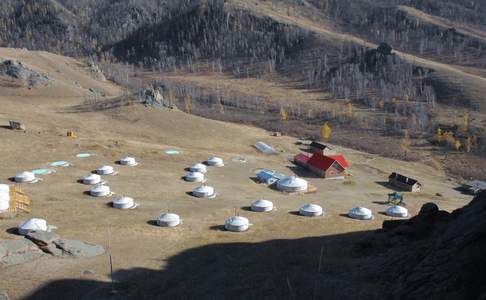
[{"xmin": 388, "ymin": 172, "xmax": 422, "ymax": 192}]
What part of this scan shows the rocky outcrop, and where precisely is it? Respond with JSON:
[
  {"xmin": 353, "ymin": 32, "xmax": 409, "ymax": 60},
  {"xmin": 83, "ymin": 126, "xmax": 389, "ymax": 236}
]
[
  {"xmin": 0, "ymin": 231, "xmax": 104, "ymax": 266},
  {"xmin": 367, "ymin": 191, "xmax": 486, "ymax": 299},
  {"xmin": 0, "ymin": 59, "xmax": 50, "ymax": 88},
  {"xmin": 87, "ymin": 62, "xmax": 106, "ymax": 81}
]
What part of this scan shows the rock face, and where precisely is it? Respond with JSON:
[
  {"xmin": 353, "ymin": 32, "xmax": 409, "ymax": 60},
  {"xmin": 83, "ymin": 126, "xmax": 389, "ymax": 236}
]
[
  {"xmin": 371, "ymin": 191, "xmax": 486, "ymax": 299},
  {"xmin": 87, "ymin": 62, "xmax": 106, "ymax": 81},
  {"xmin": 0, "ymin": 239, "xmax": 44, "ymax": 266},
  {"xmin": 0, "ymin": 289, "xmax": 9, "ymax": 300},
  {"xmin": 0, "ymin": 59, "xmax": 50, "ymax": 88},
  {"xmin": 0, "ymin": 232, "xmax": 104, "ymax": 266},
  {"xmin": 53, "ymin": 239, "xmax": 105, "ymax": 258}
]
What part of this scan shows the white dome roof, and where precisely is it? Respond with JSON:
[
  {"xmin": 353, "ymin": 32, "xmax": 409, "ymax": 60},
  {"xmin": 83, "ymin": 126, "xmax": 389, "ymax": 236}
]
[
  {"xmin": 277, "ymin": 176, "xmax": 308, "ymax": 192},
  {"xmin": 385, "ymin": 205, "xmax": 409, "ymax": 218},
  {"xmin": 113, "ymin": 196, "xmax": 135, "ymax": 209},
  {"xmin": 157, "ymin": 213, "xmax": 181, "ymax": 227},
  {"xmin": 225, "ymin": 216, "xmax": 250, "ymax": 232},
  {"xmin": 90, "ymin": 185, "xmax": 111, "ymax": 197},
  {"xmin": 120, "ymin": 156, "xmax": 137, "ymax": 166},
  {"xmin": 190, "ymin": 163, "xmax": 207, "ymax": 173},
  {"xmin": 83, "ymin": 174, "xmax": 101, "ymax": 185},
  {"xmin": 185, "ymin": 171, "xmax": 205, "ymax": 182},
  {"xmin": 0, "ymin": 184, "xmax": 9, "ymax": 211},
  {"xmin": 299, "ymin": 204, "xmax": 323, "ymax": 217},
  {"xmin": 192, "ymin": 185, "xmax": 215, "ymax": 198},
  {"xmin": 96, "ymin": 165, "xmax": 114, "ymax": 175},
  {"xmin": 15, "ymin": 171, "xmax": 36, "ymax": 183},
  {"xmin": 348, "ymin": 207, "xmax": 373, "ymax": 220},
  {"xmin": 251, "ymin": 199, "xmax": 274, "ymax": 212},
  {"xmin": 18, "ymin": 218, "xmax": 48, "ymax": 235},
  {"xmin": 207, "ymin": 157, "xmax": 224, "ymax": 167}
]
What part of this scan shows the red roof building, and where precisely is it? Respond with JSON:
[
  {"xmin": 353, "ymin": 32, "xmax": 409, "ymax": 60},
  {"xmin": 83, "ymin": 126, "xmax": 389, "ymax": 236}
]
[{"xmin": 294, "ymin": 153, "xmax": 348, "ymax": 178}]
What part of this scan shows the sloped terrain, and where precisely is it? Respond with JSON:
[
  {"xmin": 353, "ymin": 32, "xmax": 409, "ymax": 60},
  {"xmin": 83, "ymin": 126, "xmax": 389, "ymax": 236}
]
[{"xmin": 0, "ymin": 49, "xmax": 474, "ymax": 299}]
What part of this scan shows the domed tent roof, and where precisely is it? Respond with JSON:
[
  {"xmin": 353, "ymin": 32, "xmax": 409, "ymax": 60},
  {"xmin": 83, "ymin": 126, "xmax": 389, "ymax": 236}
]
[
  {"xmin": 299, "ymin": 204, "xmax": 323, "ymax": 217},
  {"xmin": 207, "ymin": 157, "xmax": 224, "ymax": 167},
  {"xmin": 225, "ymin": 216, "xmax": 250, "ymax": 232},
  {"xmin": 15, "ymin": 171, "xmax": 37, "ymax": 183},
  {"xmin": 83, "ymin": 174, "xmax": 102, "ymax": 185},
  {"xmin": 0, "ymin": 184, "xmax": 10, "ymax": 211},
  {"xmin": 90, "ymin": 185, "xmax": 111, "ymax": 197},
  {"xmin": 385, "ymin": 205, "xmax": 409, "ymax": 218},
  {"xmin": 157, "ymin": 213, "xmax": 181, "ymax": 227},
  {"xmin": 185, "ymin": 171, "xmax": 205, "ymax": 182},
  {"xmin": 190, "ymin": 163, "xmax": 207, "ymax": 173},
  {"xmin": 192, "ymin": 185, "xmax": 216, "ymax": 198},
  {"xmin": 251, "ymin": 199, "xmax": 274, "ymax": 212},
  {"xmin": 96, "ymin": 165, "xmax": 115, "ymax": 175},
  {"xmin": 112, "ymin": 196, "xmax": 137, "ymax": 209},
  {"xmin": 277, "ymin": 176, "xmax": 308, "ymax": 192},
  {"xmin": 18, "ymin": 218, "xmax": 48, "ymax": 235},
  {"xmin": 348, "ymin": 207, "xmax": 373, "ymax": 220},
  {"xmin": 119, "ymin": 156, "xmax": 138, "ymax": 166}
]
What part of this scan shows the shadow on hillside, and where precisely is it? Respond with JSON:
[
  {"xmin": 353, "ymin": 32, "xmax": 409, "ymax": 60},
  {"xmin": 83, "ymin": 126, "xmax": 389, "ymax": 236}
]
[
  {"xmin": 61, "ymin": 95, "xmax": 135, "ymax": 114},
  {"xmin": 22, "ymin": 230, "xmax": 385, "ymax": 300}
]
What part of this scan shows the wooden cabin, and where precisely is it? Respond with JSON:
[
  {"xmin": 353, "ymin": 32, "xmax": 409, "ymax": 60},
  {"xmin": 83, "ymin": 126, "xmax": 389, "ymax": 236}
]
[{"xmin": 388, "ymin": 172, "xmax": 422, "ymax": 192}]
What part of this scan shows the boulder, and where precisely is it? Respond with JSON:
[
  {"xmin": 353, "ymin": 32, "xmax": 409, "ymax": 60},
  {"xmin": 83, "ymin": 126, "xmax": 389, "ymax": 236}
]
[
  {"xmin": 53, "ymin": 239, "xmax": 104, "ymax": 258},
  {"xmin": 0, "ymin": 239, "xmax": 43, "ymax": 266},
  {"xmin": 419, "ymin": 202, "xmax": 439, "ymax": 215},
  {"xmin": 0, "ymin": 59, "xmax": 50, "ymax": 88},
  {"xmin": 26, "ymin": 231, "xmax": 60, "ymax": 247}
]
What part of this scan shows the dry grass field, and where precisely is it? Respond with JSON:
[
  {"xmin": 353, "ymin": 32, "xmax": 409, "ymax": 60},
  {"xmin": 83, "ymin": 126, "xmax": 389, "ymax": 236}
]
[{"xmin": 0, "ymin": 49, "xmax": 474, "ymax": 299}]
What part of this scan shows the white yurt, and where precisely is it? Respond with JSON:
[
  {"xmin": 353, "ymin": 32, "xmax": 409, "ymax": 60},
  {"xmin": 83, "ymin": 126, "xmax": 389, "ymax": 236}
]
[
  {"xmin": 112, "ymin": 196, "xmax": 137, "ymax": 209},
  {"xmin": 119, "ymin": 156, "xmax": 138, "ymax": 166},
  {"xmin": 277, "ymin": 176, "xmax": 308, "ymax": 192},
  {"xmin": 385, "ymin": 205, "xmax": 409, "ymax": 218},
  {"xmin": 207, "ymin": 157, "xmax": 224, "ymax": 167},
  {"xmin": 299, "ymin": 204, "xmax": 323, "ymax": 217},
  {"xmin": 17, "ymin": 218, "xmax": 48, "ymax": 235},
  {"xmin": 14, "ymin": 171, "xmax": 37, "ymax": 183},
  {"xmin": 96, "ymin": 165, "xmax": 115, "ymax": 175},
  {"xmin": 0, "ymin": 184, "xmax": 9, "ymax": 211},
  {"xmin": 82, "ymin": 174, "xmax": 102, "ymax": 185},
  {"xmin": 157, "ymin": 213, "xmax": 181, "ymax": 227},
  {"xmin": 348, "ymin": 207, "xmax": 373, "ymax": 220},
  {"xmin": 90, "ymin": 185, "xmax": 111, "ymax": 197},
  {"xmin": 250, "ymin": 199, "xmax": 274, "ymax": 212},
  {"xmin": 190, "ymin": 163, "xmax": 207, "ymax": 174},
  {"xmin": 224, "ymin": 216, "xmax": 250, "ymax": 232},
  {"xmin": 192, "ymin": 185, "xmax": 216, "ymax": 198},
  {"xmin": 184, "ymin": 171, "xmax": 205, "ymax": 182}
]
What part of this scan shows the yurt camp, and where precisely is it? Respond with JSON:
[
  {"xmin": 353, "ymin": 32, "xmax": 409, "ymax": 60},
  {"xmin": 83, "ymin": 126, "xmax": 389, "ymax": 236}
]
[
  {"xmin": 348, "ymin": 207, "xmax": 373, "ymax": 220},
  {"xmin": 277, "ymin": 176, "xmax": 308, "ymax": 192},
  {"xmin": 0, "ymin": 184, "xmax": 9, "ymax": 211},
  {"xmin": 157, "ymin": 212, "xmax": 181, "ymax": 227},
  {"xmin": 192, "ymin": 185, "xmax": 216, "ymax": 198},
  {"xmin": 190, "ymin": 163, "xmax": 207, "ymax": 173},
  {"xmin": 89, "ymin": 185, "xmax": 112, "ymax": 197},
  {"xmin": 385, "ymin": 205, "xmax": 409, "ymax": 218},
  {"xmin": 184, "ymin": 171, "xmax": 205, "ymax": 182},
  {"xmin": 119, "ymin": 156, "xmax": 138, "ymax": 166},
  {"xmin": 250, "ymin": 199, "xmax": 274, "ymax": 212},
  {"xmin": 299, "ymin": 204, "xmax": 323, "ymax": 217},
  {"xmin": 112, "ymin": 196, "xmax": 137, "ymax": 209},
  {"xmin": 17, "ymin": 218, "xmax": 49, "ymax": 235},
  {"xmin": 14, "ymin": 171, "xmax": 37, "ymax": 183},
  {"xmin": 82, "ymin": 174, "xmax": 102, "ymax": 185},
  {"xmin": 224, "ymin": 216, "xmax": 250, "ymax": 232},
  {"xmin": 206, "ymin": 157, "xmax": 224, "ymax": 167},
  {"xmin": 95, "ymin": 165, "xmax": 115, "ymax": 175}
]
